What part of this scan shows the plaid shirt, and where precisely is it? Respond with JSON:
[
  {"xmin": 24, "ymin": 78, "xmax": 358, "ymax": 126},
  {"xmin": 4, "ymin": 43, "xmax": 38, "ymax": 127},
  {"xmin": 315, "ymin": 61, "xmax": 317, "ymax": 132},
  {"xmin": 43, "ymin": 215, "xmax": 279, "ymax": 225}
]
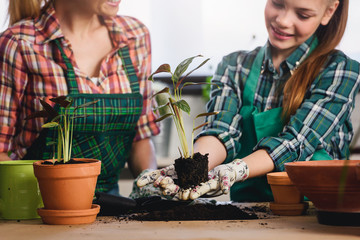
[
  {"xmin": 0, "ymin": 6, "xmax": 159, "ymax": 159},
  {"xmin": 198, "ymin": 36, "xmax": 360, "ymax": 171}
]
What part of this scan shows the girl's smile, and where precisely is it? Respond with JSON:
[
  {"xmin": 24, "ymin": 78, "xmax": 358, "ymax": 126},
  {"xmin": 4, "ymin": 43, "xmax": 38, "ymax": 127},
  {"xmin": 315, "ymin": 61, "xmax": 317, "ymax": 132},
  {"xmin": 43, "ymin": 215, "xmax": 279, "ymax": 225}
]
[
  {"xmin": 106, "ymin": 0, "xmax": 121, "ymax": 7},
  {"xmin": 270, "ymin": 25, "xmax": 294, "ymax": 40}
]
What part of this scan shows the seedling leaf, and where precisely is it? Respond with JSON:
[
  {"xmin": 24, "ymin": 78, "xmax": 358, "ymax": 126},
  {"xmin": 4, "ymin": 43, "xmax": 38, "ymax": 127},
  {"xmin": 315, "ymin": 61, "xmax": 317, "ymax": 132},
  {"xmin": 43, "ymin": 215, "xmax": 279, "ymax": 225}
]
[
  {"xmin": 172, "ymin": 99, "xmax": 191, "ymax": 115},
  {"xmin": 148, "ymin": 64, "xmax": 171, "ymax": 81},
  {"xmin": 42, "ymin": 122, "xmax": 59, "ymax": 128},
  {"xmin": 172, "ymin": 55, "xmax": 202, "ymax": 83}
]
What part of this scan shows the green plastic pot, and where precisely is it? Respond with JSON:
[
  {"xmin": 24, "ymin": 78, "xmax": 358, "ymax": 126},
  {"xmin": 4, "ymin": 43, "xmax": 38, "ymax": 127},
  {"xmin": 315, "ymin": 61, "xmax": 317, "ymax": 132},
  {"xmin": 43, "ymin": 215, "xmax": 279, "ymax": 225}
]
[{"xmin": 0, "ymin": 160, "xmax": 43, "ymax": 220}]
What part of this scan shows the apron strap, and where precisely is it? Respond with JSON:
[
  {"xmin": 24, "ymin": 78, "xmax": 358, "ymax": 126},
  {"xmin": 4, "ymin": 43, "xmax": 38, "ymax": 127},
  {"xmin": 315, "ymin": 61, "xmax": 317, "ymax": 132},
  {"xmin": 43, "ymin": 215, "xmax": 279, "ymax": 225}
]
[
  {"xmin": 242, "ymin": 46, "xmax": 266, "ymax": 107},
  {"xmin": 118, "ymin": 46, "xmax": 140, "ymax": 94},
  {"xmin": 54, "ymin": 39, "xmax": 79, "ymax": 94},
  {"xmin": 54, "ymin": 39, "xmax": 141, "ymax": 94}
]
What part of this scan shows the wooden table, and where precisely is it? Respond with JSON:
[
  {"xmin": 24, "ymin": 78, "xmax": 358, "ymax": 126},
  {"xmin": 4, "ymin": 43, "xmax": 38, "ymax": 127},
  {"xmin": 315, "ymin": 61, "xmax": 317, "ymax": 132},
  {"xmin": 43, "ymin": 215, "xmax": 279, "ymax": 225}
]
[{"xmin": 1, "ymin": 202, "xmax": 360, "ymax": 240}]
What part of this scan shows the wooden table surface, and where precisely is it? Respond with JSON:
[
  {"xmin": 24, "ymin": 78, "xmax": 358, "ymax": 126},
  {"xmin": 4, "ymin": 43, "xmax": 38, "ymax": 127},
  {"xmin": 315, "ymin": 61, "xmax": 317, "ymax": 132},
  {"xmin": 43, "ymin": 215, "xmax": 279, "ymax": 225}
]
[{"xmin": 1, "ymin": 202, "xmax": 360, "ymax": 240}]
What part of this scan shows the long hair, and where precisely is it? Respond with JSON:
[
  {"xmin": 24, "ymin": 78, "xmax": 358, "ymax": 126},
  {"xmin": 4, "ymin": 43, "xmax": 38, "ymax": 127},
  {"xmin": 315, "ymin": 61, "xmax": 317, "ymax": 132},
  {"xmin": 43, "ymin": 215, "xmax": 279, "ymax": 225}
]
[
  {"xmin": 282, "ymin": 0, "xmax": 349, "ymax": 121},
  {"xmin": 8, "ymin": 0, "xmax": 52, "ymax": 25}
]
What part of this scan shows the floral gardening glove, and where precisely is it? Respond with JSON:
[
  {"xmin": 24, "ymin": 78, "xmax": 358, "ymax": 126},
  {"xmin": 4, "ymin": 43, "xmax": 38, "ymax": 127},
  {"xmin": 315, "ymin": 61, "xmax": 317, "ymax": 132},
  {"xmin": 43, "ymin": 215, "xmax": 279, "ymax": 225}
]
[
  {"xmin": 135, "ymin": 165, "xmax": 180, "ymax": 198},
  {"xmin": 180, "ymin": 159, "xmax": 249, "ymax": 200}
]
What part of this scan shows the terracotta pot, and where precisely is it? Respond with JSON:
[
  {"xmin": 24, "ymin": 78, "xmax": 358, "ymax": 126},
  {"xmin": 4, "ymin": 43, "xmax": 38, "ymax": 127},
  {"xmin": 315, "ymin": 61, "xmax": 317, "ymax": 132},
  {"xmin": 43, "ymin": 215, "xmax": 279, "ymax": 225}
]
[
  {"xmin": 33, "ymin": 158, "xmax": 101, "ymax": 210},
  {"xmin": 267, "ymin": 172, "xmax": 305, "ymax": 216},
  {"xmin": 285, "ymin": 160, "xmax": 360, "ymax": 225},
  {"xmin": 285, "ymin": 160, "xmax": 360, "ymax": 212},
  {"xmin": 267, "ymin": 172, "xmax": 303, "ymax": 204}
]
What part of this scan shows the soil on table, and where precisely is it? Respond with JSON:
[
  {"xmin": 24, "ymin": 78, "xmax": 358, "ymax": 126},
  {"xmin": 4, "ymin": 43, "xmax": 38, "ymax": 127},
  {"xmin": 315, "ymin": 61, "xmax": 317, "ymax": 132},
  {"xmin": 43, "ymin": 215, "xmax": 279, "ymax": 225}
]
[
  {"xmin": 125, "ymin": 204, "xmax": 261, "ymax": 221},
  {"xmin": 174, "ymin": 152, "xmax": 209, "ymax": 189}
]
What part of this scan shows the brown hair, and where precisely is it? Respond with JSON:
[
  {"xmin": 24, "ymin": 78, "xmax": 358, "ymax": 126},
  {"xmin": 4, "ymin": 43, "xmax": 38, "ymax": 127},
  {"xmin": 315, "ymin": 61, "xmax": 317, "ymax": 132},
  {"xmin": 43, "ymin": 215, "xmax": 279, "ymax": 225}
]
[
  {"xmin": 8, "ymin": 0, "xmax": 52, "ymax": 25},
  {"xmin": 282, "ymin": 0, "xmax": 348, "ymax": 121}
]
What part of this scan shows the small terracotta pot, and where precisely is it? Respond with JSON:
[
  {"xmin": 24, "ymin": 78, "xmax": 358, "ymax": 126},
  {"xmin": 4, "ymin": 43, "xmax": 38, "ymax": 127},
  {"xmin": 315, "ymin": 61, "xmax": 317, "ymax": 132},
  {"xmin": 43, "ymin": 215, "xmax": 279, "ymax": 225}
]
[
  {"xmin": 33, "ymin": 158, "xmax": 101, "ymax": 211},
  {"xmin": 267, "ymin": 172, "xmax": 305, "ymax": 216},
  {"xmin": 267, "ymin": 172, "xmax": 303, "ymax": 204}
]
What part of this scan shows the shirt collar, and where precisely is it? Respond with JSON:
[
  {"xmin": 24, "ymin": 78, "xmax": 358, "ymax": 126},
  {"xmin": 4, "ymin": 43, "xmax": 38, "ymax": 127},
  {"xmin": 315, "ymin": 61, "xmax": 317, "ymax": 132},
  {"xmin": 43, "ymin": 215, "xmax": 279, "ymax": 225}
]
[
  {"xmin": 262, "ymin": 35, "xmax": 319, "ymax": 76},
  {"xmin": 34, "ymin": 4, "xmax": 136, "ymax": 48},
  {"xmin": 34, "ymin": 5, "xmax": 63, "ymax": 44}
]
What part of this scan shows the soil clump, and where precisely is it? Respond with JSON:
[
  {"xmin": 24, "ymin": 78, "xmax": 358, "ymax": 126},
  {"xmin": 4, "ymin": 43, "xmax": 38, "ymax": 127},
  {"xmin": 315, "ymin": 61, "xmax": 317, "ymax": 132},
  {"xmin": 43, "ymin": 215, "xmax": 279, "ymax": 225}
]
[{"xmin": 174, "ymin": 152, "xmax": 209, "ymax": 189}]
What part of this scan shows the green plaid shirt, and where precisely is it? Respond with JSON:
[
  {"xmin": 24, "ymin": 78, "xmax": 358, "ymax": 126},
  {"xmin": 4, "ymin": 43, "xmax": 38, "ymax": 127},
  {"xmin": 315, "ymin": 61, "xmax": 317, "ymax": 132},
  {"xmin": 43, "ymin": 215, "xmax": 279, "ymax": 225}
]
[{"xmin": 198, "ymin": 36, "xmax": 360, "ymax": 171}]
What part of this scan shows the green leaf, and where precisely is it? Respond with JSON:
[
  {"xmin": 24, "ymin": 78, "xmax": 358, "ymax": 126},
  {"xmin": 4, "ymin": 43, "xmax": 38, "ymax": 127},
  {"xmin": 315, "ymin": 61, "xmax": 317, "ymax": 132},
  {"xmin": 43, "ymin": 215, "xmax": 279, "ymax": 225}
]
[
  {"xmin": 155, "ymin": 113, "xmax": 173, "ymax": 122},
  {"xmin": 148, "ymin": 64, "xmax": 172, "ymax": 81},
  {"xmin": 42, "ymin": 122, "xmax": 59, "ymax": 128},
  {"xmin": 172, "ymin": 99, "xmax": 191, "ymax": 115},
  {"xmin": 195, "ymin": 111, "xmax": 219, "ymax": 119},
  {"xmin": 172, "ymin": 55, "xmax": 202, "ymax": 83},
  {"xmin": 176, "ymin": 58, "xmax": 210, "ymax": 89}
]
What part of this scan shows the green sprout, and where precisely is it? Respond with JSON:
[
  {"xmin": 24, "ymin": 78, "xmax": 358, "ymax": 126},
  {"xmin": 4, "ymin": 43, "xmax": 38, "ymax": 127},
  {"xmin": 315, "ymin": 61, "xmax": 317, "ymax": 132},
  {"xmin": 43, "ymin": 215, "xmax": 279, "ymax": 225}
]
[
  {"xmin": 25, "ymin": 96, "xmax": 98, "ymax": 163},
  {"xmin": 149, "ymin": 55, "xmax": 218, "ymax": 159}
]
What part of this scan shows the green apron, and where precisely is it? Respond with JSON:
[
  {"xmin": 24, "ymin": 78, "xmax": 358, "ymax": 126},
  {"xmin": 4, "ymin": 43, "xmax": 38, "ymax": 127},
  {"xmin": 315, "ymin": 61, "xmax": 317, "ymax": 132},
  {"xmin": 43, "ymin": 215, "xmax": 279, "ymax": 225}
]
[
  {"xmin": 24, "ymin": 39, "xmax": 143, "ymax": 192},
  {"xmin": 229, "ymin": 44, "xmax": 332, "ymax": 202}
]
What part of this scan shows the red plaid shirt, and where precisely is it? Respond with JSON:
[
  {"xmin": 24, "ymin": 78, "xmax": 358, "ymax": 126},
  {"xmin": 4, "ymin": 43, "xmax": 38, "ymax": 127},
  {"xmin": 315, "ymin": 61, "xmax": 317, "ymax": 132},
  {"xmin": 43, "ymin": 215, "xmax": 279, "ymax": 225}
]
[{"xmin": 0, "ymin": 6, "xmax": 160, "ymax": 159}]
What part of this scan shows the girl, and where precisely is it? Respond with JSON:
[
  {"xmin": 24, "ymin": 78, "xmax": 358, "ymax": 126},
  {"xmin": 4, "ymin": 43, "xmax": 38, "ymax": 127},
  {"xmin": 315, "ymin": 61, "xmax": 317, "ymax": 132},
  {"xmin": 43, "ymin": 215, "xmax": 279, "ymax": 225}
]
[
  {"xmin": 137, "ymin": 0, "xmax": 360, "ymax": 202},
  {"xmin": 0, "ymin": 0, "xmax": 160, "ymax": 196}
]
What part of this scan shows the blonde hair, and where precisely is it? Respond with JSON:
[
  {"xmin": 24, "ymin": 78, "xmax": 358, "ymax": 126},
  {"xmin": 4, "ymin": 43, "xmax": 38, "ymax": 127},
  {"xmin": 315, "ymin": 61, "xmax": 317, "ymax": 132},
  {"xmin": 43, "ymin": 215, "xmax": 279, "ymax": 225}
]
[
  {"xmin": 8, "ymin": 0, "xmax": 52, "ymax": 25},
  {"xmin": 282, "ymin": 0, "xmax": 349, "ymax": 121}
]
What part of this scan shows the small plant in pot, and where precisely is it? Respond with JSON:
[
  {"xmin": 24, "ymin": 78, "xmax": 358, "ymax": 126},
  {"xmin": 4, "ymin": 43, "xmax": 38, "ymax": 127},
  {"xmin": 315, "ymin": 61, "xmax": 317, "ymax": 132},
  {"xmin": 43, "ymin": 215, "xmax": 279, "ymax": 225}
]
[
  {"xmin": 25, "ymin": 96, "xmax": 101, "ymax": 224},
  {"xmin": 149, "ymin": 55, "xmax": 218, "ymax": 190}
]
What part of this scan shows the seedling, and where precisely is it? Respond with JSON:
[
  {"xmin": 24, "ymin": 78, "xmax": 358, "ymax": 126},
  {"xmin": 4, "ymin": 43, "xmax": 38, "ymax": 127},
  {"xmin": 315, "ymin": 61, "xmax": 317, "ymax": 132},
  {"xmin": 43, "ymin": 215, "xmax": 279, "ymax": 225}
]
[
  {"xmin": 25, "ymin": 96, "xmax": 98, "ymax": 163},
  {"xmin": 149, "ymin": 55, "xmax": 218, "ymax": 189},
  {"xmin": 149, "ymin": 55, "xmax": 218, "ymax": 159}
]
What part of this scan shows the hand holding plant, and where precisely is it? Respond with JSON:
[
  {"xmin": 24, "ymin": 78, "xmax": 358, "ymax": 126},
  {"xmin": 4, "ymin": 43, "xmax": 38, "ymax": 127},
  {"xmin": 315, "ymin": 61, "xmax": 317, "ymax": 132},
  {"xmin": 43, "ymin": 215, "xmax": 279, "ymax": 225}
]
[{"xmin": 137, "ymin": 55, "xmax": 218, "ymax": 193}]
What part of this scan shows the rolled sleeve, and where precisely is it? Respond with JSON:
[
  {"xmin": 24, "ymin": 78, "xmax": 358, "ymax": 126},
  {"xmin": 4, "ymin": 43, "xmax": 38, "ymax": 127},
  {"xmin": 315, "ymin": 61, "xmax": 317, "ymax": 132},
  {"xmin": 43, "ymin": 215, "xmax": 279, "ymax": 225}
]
[
  {"xmin": 133, "ymin": 26, "xmax": 160, "ymax": 141},
  {"xmin": 196, "ymin": 52, "xmax": 248, "ymax": 162},
  {"xmin": 0, "ymin": 30, "xmax": 28, "ymax": 155}
]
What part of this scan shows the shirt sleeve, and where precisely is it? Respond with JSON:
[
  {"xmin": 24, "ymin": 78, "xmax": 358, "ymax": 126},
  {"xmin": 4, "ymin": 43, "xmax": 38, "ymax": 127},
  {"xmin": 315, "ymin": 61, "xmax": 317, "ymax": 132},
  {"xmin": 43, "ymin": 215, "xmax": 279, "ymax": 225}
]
[
  {"xmin": 132, "ymin": 22, "xmax": 160, "ymax": 141},
  {"xmin": 196, "ymin": 52, "xmax": 248, "ymax": 163},
  {"xmin": 0, "ymin": 30, "xmax": 27, "ymax": 154},
  {"xmin": 255, "ymin": 55, "xmax": 360, "ymax": 171}
]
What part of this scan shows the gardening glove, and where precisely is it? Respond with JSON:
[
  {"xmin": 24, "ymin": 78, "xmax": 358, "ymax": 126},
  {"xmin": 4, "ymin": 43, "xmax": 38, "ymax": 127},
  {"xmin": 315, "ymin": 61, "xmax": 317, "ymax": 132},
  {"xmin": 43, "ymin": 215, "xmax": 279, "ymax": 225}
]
[
  {"xmin": 130, "ymin": 169, "xmax": 178, "ymax": 200},
  {"xmin": 182, "ymin": 159, "xmax": 249, "ymax": 200},
  {"xmin": 135, "ymin": 165, "xmax": 180, "ymax": 197}
]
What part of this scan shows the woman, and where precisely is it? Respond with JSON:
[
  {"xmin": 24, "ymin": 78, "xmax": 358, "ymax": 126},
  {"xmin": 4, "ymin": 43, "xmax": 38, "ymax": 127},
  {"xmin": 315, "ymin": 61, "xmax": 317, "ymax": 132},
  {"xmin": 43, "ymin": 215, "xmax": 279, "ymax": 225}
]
[
  {"xmin": 138, "ymin": 0, "xmax": 360, "ymax": 202},
  {"xmin": 0, "ymin": 0, "xmax": 160, "ymax": 196}
]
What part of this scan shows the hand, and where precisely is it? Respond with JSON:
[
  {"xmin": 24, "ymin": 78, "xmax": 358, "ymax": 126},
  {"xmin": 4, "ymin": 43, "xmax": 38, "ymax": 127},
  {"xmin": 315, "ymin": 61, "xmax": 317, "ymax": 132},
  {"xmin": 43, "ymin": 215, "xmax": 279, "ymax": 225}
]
[
  {"xmin": 136, "ymin": 165, "xmax": 180, "ymax": 196},
  {"xmin": 181, "ymin": 159, "xmax": 249, "ymax": 200}
]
